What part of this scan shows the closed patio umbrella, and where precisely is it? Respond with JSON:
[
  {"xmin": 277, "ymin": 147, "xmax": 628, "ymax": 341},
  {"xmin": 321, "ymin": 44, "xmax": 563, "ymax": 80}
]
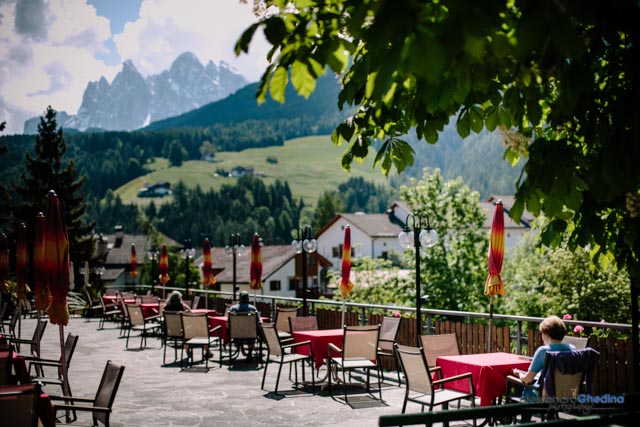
[
  {"xmin": 130, "ymin": 243, "xmax": 138, "ymax": 290},
  {"xmin": 340, "ymin": 225, "xmax": 354, "ymax": 327},
  {"xmin": 201, "ymin": 238, "xmax": 216, "ymax": 309},
  {"xmin": 0, "ymin": 233, "xmax": 8, "ymax": 306},
  {"xmin": 43, "ymin": 190, "xmax": 71, "ymax": 398},
  {"xmin": 484, "ymin": 200, "xmax": 505, "ymax": 352},
  {"xmin": 34, "ymin": 212, "xmax": 52, "ymax": 311},
  {"xmin": 16, "ymin": 222, "xmax": 29, "ymax": 338},
  {"xmin": 249, "ymin": 233, "xmax": 262, "ymax": 303},
  {"xmin": 158, "ymin": 244, "xmax": 169, "ymax": 299}
]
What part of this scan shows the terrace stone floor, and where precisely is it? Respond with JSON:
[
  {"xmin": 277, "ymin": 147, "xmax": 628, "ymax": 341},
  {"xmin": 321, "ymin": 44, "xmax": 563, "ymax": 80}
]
[{"xmin": 16, "ymin": 315, "xmax": 477, "ymax": 427}]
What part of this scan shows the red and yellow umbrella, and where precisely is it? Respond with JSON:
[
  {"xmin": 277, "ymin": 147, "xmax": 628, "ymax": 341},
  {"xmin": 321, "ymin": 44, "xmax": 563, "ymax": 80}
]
[
  {"xmin": 0, "ymin": 233, "xmax": 8, "ymax": 294},
  {"xmin": 44, "ymin": 191, "xmax": 71, "ymax": 326},
  {"xmin": 158, "ymin": 244, "xmax": 169, "ymax": 285},
  {"xmin": 484, "ymin": 200, "xmax": 505, "ymax": 352},
  {"xmin": 201, "ymin": 238, "xmax": 216, "ymax": 287},
  {"xmin": 15, "ymin": 222, "xmax": 30, "ymax": 301},
  {"xmin": 34, "ymin": 212, "xmax": 52, "ymax": 311},
  {"xmin": 249, "ymin": 233, "xmax": 262, "ymax": 290},
  {"xmin": 484, "ymin": 200, "xmax": 505, "ymax": 297},
  {"xmin": 130, "ymin": 243, "xmax": 138, "ymax": 279},
  {"xmin": 340, "ymin": 225, "xmax": 354, "ymax": 299}
]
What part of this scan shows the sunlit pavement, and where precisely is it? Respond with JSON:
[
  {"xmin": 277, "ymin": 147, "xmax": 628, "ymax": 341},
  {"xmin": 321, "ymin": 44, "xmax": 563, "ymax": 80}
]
[{"xmin": 16, "ymin": 315, "xmax": 477, "ymax": 427}]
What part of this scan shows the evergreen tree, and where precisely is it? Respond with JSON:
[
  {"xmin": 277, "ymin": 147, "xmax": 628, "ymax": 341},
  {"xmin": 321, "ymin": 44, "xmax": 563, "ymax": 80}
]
[
  {"xmin": 13, "ymin": 106, "xmax": 94, "ymax": 287},
  {"xmin": 0, "ymin": 122, "xmax": 12, "ymax": 234},
  {"xmin": 313, "ymin": 190, "xmax": 344, "ymax": 230}
]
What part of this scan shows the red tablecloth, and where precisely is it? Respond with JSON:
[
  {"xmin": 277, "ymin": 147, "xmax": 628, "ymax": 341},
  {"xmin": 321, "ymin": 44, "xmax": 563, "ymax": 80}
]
[
  {"xmin": 436, "ymin": 352, "xmax": 531, "ymax": 406},
  {"xmin": 0, "ymin": 385, "xmax": 55, "ymax": 427},
  {"xmin": 292, "ymin": 329, "xmax": 344, "ymax": 370},
  {"xmin": 140, "ymin": 303, "xmax": 159, "ymax": 318}
]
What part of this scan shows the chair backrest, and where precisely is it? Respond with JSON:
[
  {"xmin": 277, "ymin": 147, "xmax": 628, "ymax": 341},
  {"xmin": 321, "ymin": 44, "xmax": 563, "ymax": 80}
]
[
  {"xmin": 126, "ymin": 304, "xmax": 144, "ymax": 327},
  {"xmin": 61, "ymin": 334, "xmax": 79, "ymax": 372},
  {"xmin": 260, "ymin": 323, "xmax": 283, "ymax": 357},
  {"xmin": 420, "ymin": 333, "xmax": 460, "ymax": 368},
  {"xmin": 163, "ymin": 311, "xmax": 183, "ymax": 339},
  {"xmin": 8, "ymin": 308, "xmax": 20, "ymax": 336},
  {"xmin": 379, "ymin": 316, "xmax": 401, "ymax": 352},
  {"xmin": 0, "ymin": 383, "xmax": 41, "ymax": 426},
  {"xmin": 191, "ymin": 295, "xmax": 201, "ymax": 310},
  {"xmin": 0, "ymin": 301, "xmax": 8, "ymax": 321},
  {"xmin": 223, "ymin": 302, "xmax": 238, "ymax": 317},
  {"xmin": 274, "ymin": 307, "xmax": 298, "ymax": 333},
  {"xmin": 562, "ymin": 335, "xmax": 589, "ymax": 349},
  {"xmin": 541, "ymin": 348, "xmax": 600, "ymax": 398},
  {"xmin": 181, "ymin": 313, "xmax": 209, "ymax": 339},
  {"xmin": 289, "ymin": 316, "xmax": 318, "ymax": 332},
  {"xmin": 0, "ymin": 345, "xmax": 14, "ymax": 385},
  {"xmin": 229, "ymin": 312, "xmax": 258, "ymax": 340},
  {"xmin": 343, "ymin": 324, "xmax": 380, "ymax": 361},
  {"xmin": 30, "ymin": 319, "xmax": 48, "ymax": 356},
  {"xmin": 93, "ymin": 360, "xmax": 126, "ymax": 426},
  {"xmin": 395, "ymin": 343, "xmax": 434, "ymax": 395}
]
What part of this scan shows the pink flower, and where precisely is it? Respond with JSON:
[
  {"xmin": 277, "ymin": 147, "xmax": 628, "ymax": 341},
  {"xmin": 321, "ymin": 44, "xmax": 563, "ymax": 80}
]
[
  {"xmin": 393, "ymin": 311, "xmax": 401, "ymax": 318},
  {"xmin": 600, "ymin": 319, "xmax": 606, "ymax": 323},
  {"xmin": 574, "ymin": 325, "xmax": 584, "ymax": 336},
  {"xmin": 563, "ymin": 314, "xmax": 572, "ymax": 320}
]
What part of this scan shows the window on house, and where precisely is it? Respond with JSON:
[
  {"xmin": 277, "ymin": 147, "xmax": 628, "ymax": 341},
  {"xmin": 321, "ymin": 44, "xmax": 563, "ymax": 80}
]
[
  {"xmin": 381, "ymin": 251, "xmax": 389, "ymax": 259},
  {"xmin": 269, "ymin": 280, "xmax": 281, "ymax": 291},
  {"xmin": 332, "ymin": 246, "xmax": 340, "ymax": 258},
  {"xmin": 289, "ymin": 278, "xmax": 299, "ymax": 291}
]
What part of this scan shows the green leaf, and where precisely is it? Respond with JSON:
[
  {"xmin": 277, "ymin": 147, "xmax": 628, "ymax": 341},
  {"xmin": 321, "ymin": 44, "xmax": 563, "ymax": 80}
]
[
  {"xmin": 269, "ymin": 66, "xmax": 288, "ymax": 104},
  {"xmin": 456, "ymin": 109, "xmax": 471, "ymax": 138},
  {"xmin": 470, "ymin": 106, "xmax": 484, "ymax": 133},
  {"xmin": 424, "ymin": 121, "xmax": 438, "ymax": 144},
  {"xmin": 263, "ymin": 17, "xmax": 287, "ymax": 46},
  {"xmin": 527, "ymin": 99, "xmax": 542, "ymax": 126},
  {"xmin": 291, "ymin": 60, "xmax": 316, "ymax": 98},
  {"xmin": 485, "ymin": 105, "xmax": 498, "ymax": 131},
  {"xmin": 341, "ymin": 147, "xmax": 354, "ymax": 172},
  {"xmin": 235, "ymin": 23, "xmax": 259, "ymax": 55}
]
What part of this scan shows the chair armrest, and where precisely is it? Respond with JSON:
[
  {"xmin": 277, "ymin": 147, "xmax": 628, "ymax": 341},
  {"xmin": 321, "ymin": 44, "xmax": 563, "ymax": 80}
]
[
  {"xmin": 49, "ymin": 395, "xmax": 95, "ymax": 403},
  {"xmin": 29, "ymin": 359, "xmax": 62, "ymax": 367},
  {"xmin": 208, "ymin": 325, "xmax": 222, "ymax": 335},
  {"xmin": 282, "ymin": 340, "xmax": 311, "ymax": 351},
  {"xmin": 328, "ymin": 343, "xmax": 342, "ymax": 358},
  {"xmin": 54, "ymin": 403, "xmax": 111, "ymax": 414},
  {"xmin": 429, "ymin": 366, "xmax": 442, "ymax": 376},
  {"xmin": 144, "ymin": 314, "xmax": 161, "ymax": 322},
  {"xmin": 506, "ymin": 375, "xmax": 539, "ymax": 390}
]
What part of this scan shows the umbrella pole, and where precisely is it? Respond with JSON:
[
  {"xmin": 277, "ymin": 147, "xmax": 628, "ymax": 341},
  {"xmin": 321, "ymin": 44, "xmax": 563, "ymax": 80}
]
[{"xmin": 487, "ymin": 295, "xmax": 494, "ymax": 352}]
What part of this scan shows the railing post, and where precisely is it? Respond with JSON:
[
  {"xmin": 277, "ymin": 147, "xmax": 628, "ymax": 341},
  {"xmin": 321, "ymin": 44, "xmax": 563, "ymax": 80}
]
[
  {"xmin": 425, "ymin": 314, "xmax": 433, "ymax": 335},
  {"xmin": 516, "ymin": 320, "xmax": 523, "ymax": 354},
  {"xmin": 360, "ymin": 307, "xmax": 367, "ymax": 325}
]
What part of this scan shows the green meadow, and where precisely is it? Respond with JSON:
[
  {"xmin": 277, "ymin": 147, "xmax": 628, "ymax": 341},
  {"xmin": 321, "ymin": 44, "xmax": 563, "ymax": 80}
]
[{"xmin": 114, "ymin": 135, "xmax": 394, "ymax": 208}]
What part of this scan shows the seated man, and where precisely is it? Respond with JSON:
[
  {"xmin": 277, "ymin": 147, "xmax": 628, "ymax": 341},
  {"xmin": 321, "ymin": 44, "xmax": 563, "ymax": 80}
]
[{"xmin": 229, "ymin": 291, "xmax": 262, "ymax": 359}]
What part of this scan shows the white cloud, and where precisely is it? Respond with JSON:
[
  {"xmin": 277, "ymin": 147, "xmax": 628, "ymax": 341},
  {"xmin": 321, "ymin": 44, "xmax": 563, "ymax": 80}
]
[
  {"xmin": 0, "ymin": 0, "xmax": 270, "ymax": 134},
  {"xmin": 114, "ymin": 0, "xmax": 269, "ymax": 80}
]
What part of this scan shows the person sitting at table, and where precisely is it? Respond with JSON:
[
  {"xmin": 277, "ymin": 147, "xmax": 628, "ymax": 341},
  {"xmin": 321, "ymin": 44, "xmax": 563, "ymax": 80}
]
[
  {"xmin": 163, "ymin": 290, "xmax": 192, "ymax": 313},
  {"xmin": 511, "ymin": 315, "xmax": 575, "ymax": 408},
  {"xmin": 229, "ymin": 291, "xmax": 262, "ymax": 359}
]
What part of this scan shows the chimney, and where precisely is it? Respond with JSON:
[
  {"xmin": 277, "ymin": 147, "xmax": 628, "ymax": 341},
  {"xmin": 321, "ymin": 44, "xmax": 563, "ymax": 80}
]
[{"xmin": 115, "ymin": 225, "xmax": 124, "ymax": 246}]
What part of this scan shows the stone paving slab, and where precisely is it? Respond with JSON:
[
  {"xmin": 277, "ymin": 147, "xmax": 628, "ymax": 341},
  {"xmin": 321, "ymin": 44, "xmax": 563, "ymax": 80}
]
[{"xmin": 15, "ymin": 315, "xmax": 475, "ymax": 426}]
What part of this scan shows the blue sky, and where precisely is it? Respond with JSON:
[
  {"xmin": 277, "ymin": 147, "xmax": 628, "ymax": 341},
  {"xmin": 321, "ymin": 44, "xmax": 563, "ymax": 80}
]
[{"xmin": 0, "ymin": 0, "xmax": 269, "ymax": 134}]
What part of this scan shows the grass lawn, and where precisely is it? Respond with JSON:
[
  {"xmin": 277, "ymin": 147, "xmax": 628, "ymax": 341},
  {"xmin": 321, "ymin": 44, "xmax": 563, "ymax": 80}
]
[{"xmin": 115, "ymin": 135, "xmax": 395, "ymax": 208}]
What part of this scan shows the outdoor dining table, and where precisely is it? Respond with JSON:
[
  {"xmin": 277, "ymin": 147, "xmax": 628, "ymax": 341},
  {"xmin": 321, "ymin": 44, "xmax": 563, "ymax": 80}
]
[
  {"xmin": 292, "ymin": 328, "xmax": 344, "ymax": 370},
  {"xmin": 140, "ymin": 303, "xmax": 159, "ymax": 318},
  {"xmin": 435, "ymin": 352, "xmax": 531, "ymax": 407}
]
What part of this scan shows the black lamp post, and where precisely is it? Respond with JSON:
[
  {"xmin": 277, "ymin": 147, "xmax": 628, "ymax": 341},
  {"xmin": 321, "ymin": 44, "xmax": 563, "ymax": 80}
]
[
  {"xmin": 180, "ymin": 239, "xmax": 196, "ymax": 300},
  {"xmin": 146, "ymin": 244, "xmax": 159, "ymax": 295},
  {"xmin": 225, "ymin": 234, "xmax": 245, "ymax": 301},
  {"xmin": 398, "ymin": 213, "xmax": 438, "ymax": 345},
  {"xmin": 292, "ymin": 225, "xmax": 317, "ymax": 317}
]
